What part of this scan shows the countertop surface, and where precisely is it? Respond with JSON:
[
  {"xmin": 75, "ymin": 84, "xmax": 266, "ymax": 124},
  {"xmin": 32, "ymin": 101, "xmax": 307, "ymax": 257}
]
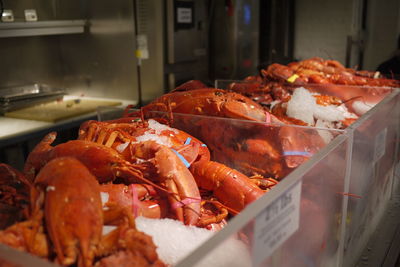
[{"xmin": 0, "ymin": 95, "xmax": 135, "ymax": 146}]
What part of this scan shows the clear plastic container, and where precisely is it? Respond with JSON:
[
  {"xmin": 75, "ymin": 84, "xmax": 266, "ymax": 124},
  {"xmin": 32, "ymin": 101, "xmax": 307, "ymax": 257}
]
[
  {"xmin": 341, "ymin": 88, "xmax": 400, "ymax": 266},
  {"xmin": 175, "ymin": 131, "xmax": 350, "ymax": 267},
  {"xmin": 215, "ymin": 80, "xmax": 400, "ymax": 265},
  {"xmin": 97, "ymin": 107, "xmax": 347, "ymax": 267},
  {"xmin": 0, "ymin": 84, "xmax": 397, "ymax": 267}
]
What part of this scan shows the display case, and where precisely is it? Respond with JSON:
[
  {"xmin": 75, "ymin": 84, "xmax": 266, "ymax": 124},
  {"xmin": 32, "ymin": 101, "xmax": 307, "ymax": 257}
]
[
  {"xmin": 97, "ymin": 107, "xmax": 348, "ymax": 267},
  {"xmin": 341, "ymin": 88, "xmax": 400, "ymax": 266},
  {"xmin": 214, "ymin": 79, "xmax": 400, "ymax": 266},
  {"xmin": 175, "ymin": 129, "xmax": 350, "ymax": 267},
  {"xmin": 171, "ymin": 115, "xmax": 350, "ymax": 267},
  {"xmin": 0, "ymin": 84, "xmax": 398, "ymax": 266}
]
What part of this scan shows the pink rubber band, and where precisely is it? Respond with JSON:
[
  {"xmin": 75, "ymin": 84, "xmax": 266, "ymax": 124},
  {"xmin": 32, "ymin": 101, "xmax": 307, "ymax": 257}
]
[
  {"xmin": 130, "ymin": 184, "xmax": 140, "ymax": 217},
  {"xmin": 171, "ymin": 197, "xmax": 201, "ymax": 210},
  {"xmin": 265, "ymin": 111, "xmax": 271, "ymax": 124}
]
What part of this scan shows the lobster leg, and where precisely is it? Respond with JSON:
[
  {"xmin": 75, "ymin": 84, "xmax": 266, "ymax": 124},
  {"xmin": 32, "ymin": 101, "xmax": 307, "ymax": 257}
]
[
  {"xmin": 0, "ymin": 213, "xmax": 49, "ymax": 258},
  {"xmin": 97, "ymin": 205, "xmax": 164, "ymax": 266},
  {"xmin": 23, "ymin": 132, "xmax": 56, "ymax": 181},
  {"xmin": 100, "ymin": 183, "xmax": 168, "ymax": 219}
]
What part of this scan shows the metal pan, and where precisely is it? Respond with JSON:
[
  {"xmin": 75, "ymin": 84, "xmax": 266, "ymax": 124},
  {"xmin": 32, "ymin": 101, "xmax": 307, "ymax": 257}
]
[{"xmin": 0, "ymin": 84, "xmax": 66, "ymax": 103}]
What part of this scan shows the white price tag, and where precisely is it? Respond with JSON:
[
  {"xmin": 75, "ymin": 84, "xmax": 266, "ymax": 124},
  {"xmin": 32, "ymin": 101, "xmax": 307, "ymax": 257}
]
[
  {"xmin": 253, "ymin": 180, "xmax": 302, "ymax": 266},
  {"xmin": 1, "ymin": 10, "xmax": 14, "ymax": 22},
  {"xmin": 24, "ymin": 9, "xmax": 38, "ymax": 22},
  {"xmin": 177, "ymin": 7, "xmax": 192, "ymax": 23},
  {"xmin": 135, "ymin": 34, "xmax": 149, "ymax": 59},
  {"xmin": 373, "ymin": 128, "xmax": 387, "ymax": 163}
]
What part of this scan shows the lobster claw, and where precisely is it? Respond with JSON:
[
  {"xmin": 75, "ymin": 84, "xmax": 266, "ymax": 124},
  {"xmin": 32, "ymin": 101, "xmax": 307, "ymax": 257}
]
[
  {"xmin": 279, "ymin": 126, "xmax": 325, "ymax": 169},
  {"xmin": 34, "ymin": 157, "xmax": 103, "ymax": 267},
  {"xmin": 190, "ymin": 160, "xmax": 265, "ymax": 213},
  {"xmin": 133, "ymin": 141, "xmax": 201, "ymax": 225},
  {"xmin": 221, "ymin": 98, "xmax": 267, "ymax": 122}
]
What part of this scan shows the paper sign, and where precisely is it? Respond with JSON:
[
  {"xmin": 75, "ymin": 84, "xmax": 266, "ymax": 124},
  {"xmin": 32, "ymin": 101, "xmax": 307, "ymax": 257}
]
[
  {"xmin": 373, "ymin": 128, "xmax": 387, "ymax": 163},
  {"xmin": 177, "ymin": 7, "xmax": 192, "ymax": 23},
  {"xmin": 253, "ymin": 180, "xmax": 302, "ymax": 266},
  {"xmin": 135, "ymin": 34, "xmax": 149, "ymax": 59}
]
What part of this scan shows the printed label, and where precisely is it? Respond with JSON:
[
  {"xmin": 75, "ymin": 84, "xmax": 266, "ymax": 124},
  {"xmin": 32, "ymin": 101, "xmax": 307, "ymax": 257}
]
[
  {"xmin": 373, "ymin": 128, "xmax": 387, "ymax": 163},
  {"xmin": 177, "ymin": 7, "xmax": 192, "ymax": 23},
  {"xmin": 24, "ymin": 9, "xmax": 38, "ymax": 21},
  {"xmin": 135, "ymin": 34, "xmax": 149, "ymax": 59},
  {"xmin": 253, "ymin": 180, "xmax": 302, "ymax": 266}
]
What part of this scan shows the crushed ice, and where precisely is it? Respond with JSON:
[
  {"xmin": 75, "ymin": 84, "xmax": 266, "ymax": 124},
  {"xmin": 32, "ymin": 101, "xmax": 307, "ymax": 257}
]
[
  {"xmin": 286, "ymin": 87, "xmax": 357, "ymax": 127},
  {"xmin": 133, "ymin": 119, "xmax": 177, "ymax": 147},
  {"xmin": 135, "ymin": 217, "xmax": 251, "ymax": 267},
  {"xmin": 148, "ymin": 119, "xmax": 178, "ymax": 135}
]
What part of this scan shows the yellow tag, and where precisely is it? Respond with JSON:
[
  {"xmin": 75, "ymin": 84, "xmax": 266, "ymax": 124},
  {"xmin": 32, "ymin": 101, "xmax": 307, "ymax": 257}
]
[
  {"xmin": 135, "ymin": 50, "xmax": 142, "ymax": 58},
  {"xmin": 287, "ymin": 74, "xmax": 299, "ymax": 83}
]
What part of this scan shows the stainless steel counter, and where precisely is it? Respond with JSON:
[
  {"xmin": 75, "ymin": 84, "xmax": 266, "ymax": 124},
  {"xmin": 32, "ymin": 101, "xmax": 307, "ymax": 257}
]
[{"xmin": 0, "ymin": 95, "xmax": 135, "ymax": 147}]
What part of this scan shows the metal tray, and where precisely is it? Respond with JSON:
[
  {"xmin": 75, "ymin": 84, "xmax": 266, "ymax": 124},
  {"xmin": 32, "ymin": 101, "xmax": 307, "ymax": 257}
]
[
  {"xmin": 0, "ymin": 84, "xmax": 66, "ymax": 103},
  {"xmin": 0, "ymin": 95, "xmax": 65, "ymax": 114},
  {"xmin": 0, "ymin": 84, "xmax": 66, "ymax": 114}
]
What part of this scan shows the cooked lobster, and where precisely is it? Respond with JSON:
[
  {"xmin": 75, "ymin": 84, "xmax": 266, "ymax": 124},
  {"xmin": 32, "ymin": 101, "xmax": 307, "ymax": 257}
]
[
  {"xmin": 1, "ymin": 157, "xmax": 165, "ymax": 267},
  {"xmin": 78, "ymin": 118, "xmax": 267, "ymax": 217},
  {"xmin": 138, "ymin": 83, "xmax": 328, "ymax": 177},
  {"xmin": 24, "ymin": 131, "xmax": 201, "ymax": 226},
  {"xmin": 0, "ymin": 164, "xmax": 32, "ymax": 229}
]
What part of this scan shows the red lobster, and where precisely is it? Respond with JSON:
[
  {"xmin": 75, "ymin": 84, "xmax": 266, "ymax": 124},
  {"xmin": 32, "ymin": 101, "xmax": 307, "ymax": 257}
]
[
  {"xmin": 78, "ymin": 118, "xmax": 268, "ymax": 217},
  {"xmin": 1, "ymin": 157, "xmax": 165, "ymax": 267},
  {"xmin": 24, "ymin": 131, "xmax": 201, "ymax": 226},
  {"xmin": 140, "ymin": 81, "xmax": 326, "ymax": 176},
  {"xmin": 0, "ymin": 164, "xmax": 32, "ymax": 229}
]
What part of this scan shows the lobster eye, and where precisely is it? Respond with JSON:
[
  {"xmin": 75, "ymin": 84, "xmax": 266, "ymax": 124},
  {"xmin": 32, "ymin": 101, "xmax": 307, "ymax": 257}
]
[{"xmin": 214, "ymin": 91, "xmax": 223, "ymax": 96}]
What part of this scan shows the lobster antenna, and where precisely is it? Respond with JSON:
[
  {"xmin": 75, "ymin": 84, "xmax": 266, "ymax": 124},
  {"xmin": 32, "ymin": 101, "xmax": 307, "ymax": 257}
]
[
  {"xmin": 322, "ymin": 49, "xmax": 333, "ymax": 60},
  {"xmin": 139, "ymin": 107, "xmax": 145, "ymax": 123},
  {"xmin": 342, "ymin": 95, "xmax": 363, "ymax": 104},
  {"xmin": 127, "ymin": 165, "xmax": 201, "ymax": 208},
  {"xmin": 167, "ymin": 100, "xmax": 174, "ymax": 126}
]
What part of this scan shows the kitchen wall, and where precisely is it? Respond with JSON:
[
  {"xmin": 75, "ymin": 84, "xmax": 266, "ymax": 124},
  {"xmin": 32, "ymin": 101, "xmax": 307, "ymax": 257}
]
[
  {"xmin": 294, "ymin": 0, "xmax": 400, "ymax": 71},
  {"xmin": 0, "ymin": 0, "xmax": 165, "ymax": 168},
  {"xmin": 0, "ymin": 0, "xmax": 165, "ymax": 103},
  {"xmin": 293, "ymin": 0, "xmax": 355, "ymax": 66},
  {"xmin": 363, "ymin": 0, "xmax": 400, "ymax": 71}
]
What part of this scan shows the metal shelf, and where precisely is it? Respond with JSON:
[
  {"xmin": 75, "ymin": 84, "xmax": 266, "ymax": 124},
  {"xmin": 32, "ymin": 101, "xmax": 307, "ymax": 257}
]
[{"xmin": 0, "ymin": 20, "xmax": 86, "ymax": 38}]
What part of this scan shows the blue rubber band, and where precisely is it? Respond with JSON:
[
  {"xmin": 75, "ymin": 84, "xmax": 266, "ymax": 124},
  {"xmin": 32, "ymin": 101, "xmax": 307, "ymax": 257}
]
[
  {"xmin": 283, "ymin": 151, "xmax": 312, "ymax": 157},
  {"xmin": 201, "ymin": 144, "xmax": 207, "ymax": 147},
  {"xmin": 184, "ymin": 137, "xmax": 192, "ymax": 145},
  {"xmin": 171, "ymin": 149, "xmax": 191, "ymax": 168}
]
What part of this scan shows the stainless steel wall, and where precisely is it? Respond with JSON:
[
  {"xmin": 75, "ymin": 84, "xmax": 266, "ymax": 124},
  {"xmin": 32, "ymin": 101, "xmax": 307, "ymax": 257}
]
[
  {"xmin": 210, "ymin": 0, "xmax": 259, "ymax": 80},
  {"xmin": 0, "ymin": 1, "xmax": 84, "ymax": 90},
  {"xmin": 136, "ymin": 0, "xmax": 165, "ymax": 103},
  {"xmin": 0, "ymin": 0, "xmax": 165, "ymax": 103},
  {"xmin": 165, "ymin": 0, "xmax": 209, "ymax": 89},
  {"xmin": 59, "ymin": 1, "xmax": 139, "ymax": 100}
]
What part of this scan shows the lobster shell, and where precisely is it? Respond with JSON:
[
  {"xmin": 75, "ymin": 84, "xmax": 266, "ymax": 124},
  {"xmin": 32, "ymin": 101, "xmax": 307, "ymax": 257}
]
[{"xmin": 35, "ymin": 157, "xmax": 103, "ymax": 267}]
